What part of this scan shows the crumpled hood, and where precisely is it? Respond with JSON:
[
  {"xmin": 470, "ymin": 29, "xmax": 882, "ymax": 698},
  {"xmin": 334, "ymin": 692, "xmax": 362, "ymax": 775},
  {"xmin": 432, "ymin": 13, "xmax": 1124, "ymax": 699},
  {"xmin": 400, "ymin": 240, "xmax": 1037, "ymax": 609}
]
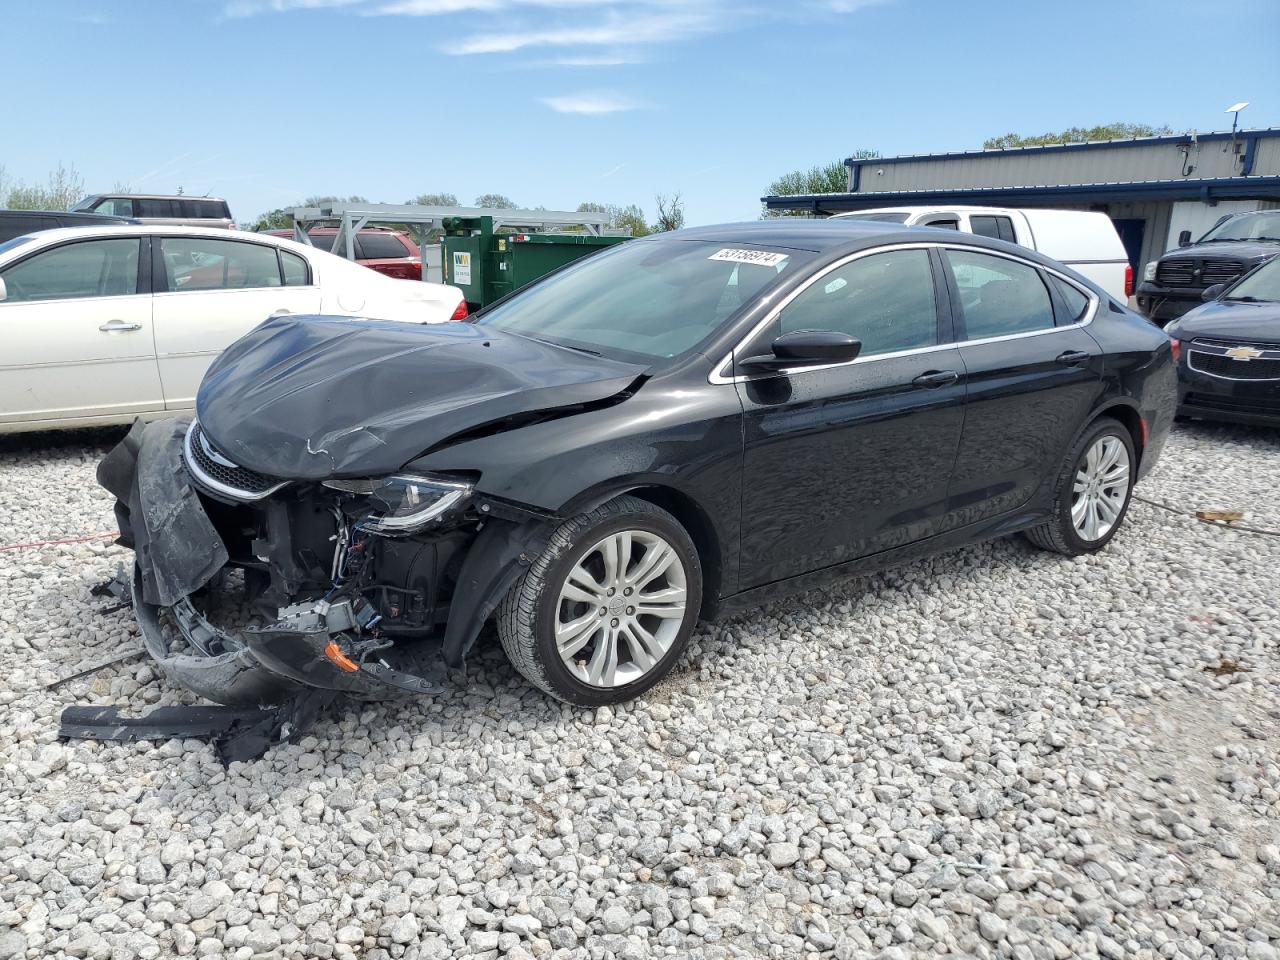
[
  {"xmin": 196, "ymin": 315, "xmax": 646, "ymax": 479},
  {"xmin": 1168, "ymin": 299, "xmax": 1280, "ymax": 343}
]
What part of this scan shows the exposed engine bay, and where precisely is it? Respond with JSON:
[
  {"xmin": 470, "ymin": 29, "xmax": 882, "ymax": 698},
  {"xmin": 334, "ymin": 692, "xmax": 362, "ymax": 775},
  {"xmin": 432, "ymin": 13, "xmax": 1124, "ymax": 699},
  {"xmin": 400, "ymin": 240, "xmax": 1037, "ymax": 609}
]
[{"xmin": 90, "ymin": 416, "xmax": 553, "ymax": 735}]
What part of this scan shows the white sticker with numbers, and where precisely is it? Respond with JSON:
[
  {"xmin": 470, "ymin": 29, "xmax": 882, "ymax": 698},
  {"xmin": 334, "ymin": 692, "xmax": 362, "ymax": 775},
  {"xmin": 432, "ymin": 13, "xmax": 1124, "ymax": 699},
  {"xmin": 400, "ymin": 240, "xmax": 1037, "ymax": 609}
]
[{"xmin": 707, "ymin": 248, "xmax": 789, "ymax": 268}]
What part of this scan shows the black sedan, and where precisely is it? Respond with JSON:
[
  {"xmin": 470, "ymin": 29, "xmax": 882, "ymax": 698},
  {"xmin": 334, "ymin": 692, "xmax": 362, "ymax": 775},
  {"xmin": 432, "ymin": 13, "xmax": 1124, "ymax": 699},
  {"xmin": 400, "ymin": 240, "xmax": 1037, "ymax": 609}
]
[
  {"xmin": 1167, "ymin": 255, "xmax": 1280, "ymax": 427},
  {"xmin": 98, "ymin": 220, "xmax": 1177, "ymax": 711}
]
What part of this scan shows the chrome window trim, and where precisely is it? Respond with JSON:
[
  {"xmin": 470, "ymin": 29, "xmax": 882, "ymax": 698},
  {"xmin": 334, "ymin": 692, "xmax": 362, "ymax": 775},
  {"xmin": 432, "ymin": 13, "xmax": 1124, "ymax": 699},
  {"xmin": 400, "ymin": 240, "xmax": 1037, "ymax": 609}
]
[
  {"xmin": 709, "ymin": 241, "xmax": 1098, "ymax": 385},
  {"xmin": 183, "ymin": 420, "xmax": 290, "ymax": 502}
]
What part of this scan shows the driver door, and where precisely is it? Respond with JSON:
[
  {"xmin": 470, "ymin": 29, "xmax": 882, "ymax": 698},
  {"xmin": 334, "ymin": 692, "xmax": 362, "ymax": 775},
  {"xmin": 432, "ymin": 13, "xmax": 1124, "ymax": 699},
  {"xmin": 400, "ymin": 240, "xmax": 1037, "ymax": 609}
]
[{"xmin": 734, "ymin": 246, "xmax": 967, "ymax": 588}]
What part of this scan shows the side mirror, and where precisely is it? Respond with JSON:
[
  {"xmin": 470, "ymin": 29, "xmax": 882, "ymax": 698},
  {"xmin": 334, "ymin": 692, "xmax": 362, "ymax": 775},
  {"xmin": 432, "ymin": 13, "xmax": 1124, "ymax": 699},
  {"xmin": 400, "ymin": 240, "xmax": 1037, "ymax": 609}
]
[
  {"xmin": 0, "ymin": 277, "xmax": 7, "ymax": 302},
  {"xmin": 1178, "ymin": 229, "xmax": 1192, "ymax": 247},
  {"xmin": 740, "ymin": 329, "xmax": 862, "ymax": 372},
  {"xmin": 1201, "ymin": 283, "xmax": 1226, "ymax": 301}
]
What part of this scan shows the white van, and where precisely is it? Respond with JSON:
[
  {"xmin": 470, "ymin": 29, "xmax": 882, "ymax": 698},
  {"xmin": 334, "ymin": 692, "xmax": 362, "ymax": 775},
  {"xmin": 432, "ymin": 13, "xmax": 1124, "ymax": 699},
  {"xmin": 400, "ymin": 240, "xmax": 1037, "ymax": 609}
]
[{"xmin": 832, "ymin": 206, "xmax": 1132, "ymax": 303}]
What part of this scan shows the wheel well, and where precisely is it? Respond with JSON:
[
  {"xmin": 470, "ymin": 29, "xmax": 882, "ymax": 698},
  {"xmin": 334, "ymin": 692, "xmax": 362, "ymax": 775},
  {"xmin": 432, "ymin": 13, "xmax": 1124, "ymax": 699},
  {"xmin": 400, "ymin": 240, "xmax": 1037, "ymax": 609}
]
[
  {"xmin": 625, "ymin": 485, "xmax": 723, "ymax": 619},
  {"xmin": 1093, "ymin": 403, "xmax": 1145, "ymax": 468}
]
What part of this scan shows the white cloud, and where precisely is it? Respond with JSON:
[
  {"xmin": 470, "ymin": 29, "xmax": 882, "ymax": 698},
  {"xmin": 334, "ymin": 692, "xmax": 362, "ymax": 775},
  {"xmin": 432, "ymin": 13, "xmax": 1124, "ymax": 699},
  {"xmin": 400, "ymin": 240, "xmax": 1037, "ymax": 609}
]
[
  {"xmin": 451, "ymin": 8, "xmax": 714, "ymax": 54},
  {"xmin": 540, "ymin": 92, "xmax": 644, "ymax": 114},
  {"xmin": 552, "ymin": 54, "xmax": 642, "ymax": 66}
]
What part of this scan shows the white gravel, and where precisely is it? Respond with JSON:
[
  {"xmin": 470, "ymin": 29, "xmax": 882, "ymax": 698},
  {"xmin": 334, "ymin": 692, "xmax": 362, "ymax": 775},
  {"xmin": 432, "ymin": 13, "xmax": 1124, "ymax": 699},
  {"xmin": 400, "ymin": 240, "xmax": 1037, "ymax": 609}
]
[{"xmin": 1, "ymin": 421, "xmax": 1277, "ymax": 960}]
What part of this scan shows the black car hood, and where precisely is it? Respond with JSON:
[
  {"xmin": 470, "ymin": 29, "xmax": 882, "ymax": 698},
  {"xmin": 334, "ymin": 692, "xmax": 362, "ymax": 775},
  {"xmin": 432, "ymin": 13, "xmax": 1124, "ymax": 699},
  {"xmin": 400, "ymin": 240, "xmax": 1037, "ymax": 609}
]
[
  {"xmin": 196, "ymin": 315, "xmax": 647, "ymax": 480},
  {"xmin": 1168, "ymin": 299, "xmax": 1280, "ymax": 343},
  {"xmin": 1160, "ymin": 241, "xmax": 1280, "ymax": 262}
]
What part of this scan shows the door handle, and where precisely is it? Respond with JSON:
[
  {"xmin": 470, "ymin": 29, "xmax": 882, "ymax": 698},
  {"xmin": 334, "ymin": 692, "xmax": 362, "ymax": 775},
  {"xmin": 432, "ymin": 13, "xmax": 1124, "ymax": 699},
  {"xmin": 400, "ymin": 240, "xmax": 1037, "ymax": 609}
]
[
  {"xmin": 912, "ymin": 369, "xmax": 960, "ymax": 388},
  {"xmin": 98, "ymin": 320, "xmax": 142, "ymax": 333},
  {"xmin": 1056, "ymin": 350, "xmax": 1090, "ymax": 366}
]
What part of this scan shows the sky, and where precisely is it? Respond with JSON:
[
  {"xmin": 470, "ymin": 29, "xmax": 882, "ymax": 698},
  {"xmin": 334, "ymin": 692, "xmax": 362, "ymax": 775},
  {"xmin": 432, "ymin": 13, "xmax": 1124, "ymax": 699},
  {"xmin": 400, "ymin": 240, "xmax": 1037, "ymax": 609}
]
[{"xmin": 4, "ymin": 0, "xmax": 1280, "ymax": 227}]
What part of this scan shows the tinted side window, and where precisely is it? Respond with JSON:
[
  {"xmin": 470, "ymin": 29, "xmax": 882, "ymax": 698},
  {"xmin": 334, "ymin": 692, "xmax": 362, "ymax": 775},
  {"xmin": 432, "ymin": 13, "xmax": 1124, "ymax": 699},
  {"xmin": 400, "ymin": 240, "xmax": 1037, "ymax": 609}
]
[
  {"xmin": 777, "ymin": 249, "xmax": 938, "ymax": 356},
  {"xmin": 308, "ymin": 232, "xmax": 336, "ymax": 252},
  {"xmin": 923, "ymin": 218, "xmax": 959, "ymax": 230},
  {"xmin": 182, "ymin": 199, "xmax": 230, "ymax": 219},
  {"xmin": 357, "ymin": 233, "xmax": 412, "ymax": 259},
  {"xmin": 969, "ymin": 216, "xmax": 1016, "ymax": 242},
  {"xmin": 946, "ymin": 249, "xmax": 1055, "ymax": 339},
  {"xmin": 1050, "ymin": 275, "xmax": 1090, "ymax": 324},
  {"xmin": 281, "ymin": 250, "xmax": 310, "ymax": 286},
  {"xmin": 137, "ymin": 199, "xmax": 179, "ymax": 218},
  {"xmin": 0, "ymin": 239, "xmax": 140, "ymax": 301},
  {"xmin": 0, "ymin": 215, "xmax": 52, "ymax": 242},
  {"xmin": 94, "ymin": 198, "xmax": 136, "ymax": 217},
  {"xmin": 159, "ymin": 237, "xmax": 283, "ymax": 291}
]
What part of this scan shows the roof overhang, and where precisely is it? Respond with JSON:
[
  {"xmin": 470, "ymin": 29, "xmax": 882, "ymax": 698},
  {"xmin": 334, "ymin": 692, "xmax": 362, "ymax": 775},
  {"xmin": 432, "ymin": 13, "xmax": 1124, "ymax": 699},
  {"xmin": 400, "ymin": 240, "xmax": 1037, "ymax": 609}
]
[{"xmin": 762, "ymin": 177, "xmax": 1280, "ymax": 214}]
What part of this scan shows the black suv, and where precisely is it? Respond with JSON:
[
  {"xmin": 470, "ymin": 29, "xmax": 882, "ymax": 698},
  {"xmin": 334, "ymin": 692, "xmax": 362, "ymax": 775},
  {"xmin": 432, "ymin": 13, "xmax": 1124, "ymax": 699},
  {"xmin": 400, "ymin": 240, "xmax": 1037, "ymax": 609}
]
[
  {"xmin": 1137, "ymin": 210, "xmax": 1280, "ymax": 325},
  {"xmin": 0, "ymin": 209, "xmax": 134, "ymax": 244}
]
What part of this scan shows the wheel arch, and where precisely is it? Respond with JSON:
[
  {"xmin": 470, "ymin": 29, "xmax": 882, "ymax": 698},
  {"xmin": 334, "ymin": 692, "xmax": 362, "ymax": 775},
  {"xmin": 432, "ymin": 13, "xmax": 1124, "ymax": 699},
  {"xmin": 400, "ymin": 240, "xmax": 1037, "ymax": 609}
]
[
  {"xmin": 1086, "ymin": 398, "xmax": 1146, "ymax": 470},
  {"xmin": 562, "ymin": 481, "xmax": 725, "ymax": 620}
]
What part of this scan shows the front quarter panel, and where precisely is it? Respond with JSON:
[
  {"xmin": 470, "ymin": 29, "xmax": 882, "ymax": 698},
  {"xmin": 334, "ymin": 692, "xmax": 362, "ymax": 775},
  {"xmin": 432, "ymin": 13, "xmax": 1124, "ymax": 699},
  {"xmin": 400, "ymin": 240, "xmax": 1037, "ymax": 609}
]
[{"xmin": 409, "ymin": 366, "xmax": 745, "ymax": 594}]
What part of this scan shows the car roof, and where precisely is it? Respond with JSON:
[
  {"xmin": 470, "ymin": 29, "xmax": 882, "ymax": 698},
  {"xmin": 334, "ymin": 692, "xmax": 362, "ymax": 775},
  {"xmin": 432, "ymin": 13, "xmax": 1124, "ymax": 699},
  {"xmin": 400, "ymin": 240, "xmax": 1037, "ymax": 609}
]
[
  {"xmin": 661, "ymin": 219, "xmax": 966, "ymax": 253},
  {"xmin": 0, "ymin": 209, "xmax": 126, "ymax": 219},
  {"xmin": 83, "ymin": 193, "xmax": 228, "ymax": 202}
]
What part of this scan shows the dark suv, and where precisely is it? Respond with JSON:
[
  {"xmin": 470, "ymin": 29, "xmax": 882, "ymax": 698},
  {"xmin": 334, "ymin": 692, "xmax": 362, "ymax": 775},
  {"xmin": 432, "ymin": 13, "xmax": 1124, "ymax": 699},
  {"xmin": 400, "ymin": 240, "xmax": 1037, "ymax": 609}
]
[
  {"xmin": 1137, "ymin": 210, "xmax": 1280, "ymax": 325},
  {"xmin": 71, "ymin": 194, "xmax": 234, "ymax": 229},
  {"xmin": 0, "ymin": 209, "xmax": 134, "ymax": 244}
]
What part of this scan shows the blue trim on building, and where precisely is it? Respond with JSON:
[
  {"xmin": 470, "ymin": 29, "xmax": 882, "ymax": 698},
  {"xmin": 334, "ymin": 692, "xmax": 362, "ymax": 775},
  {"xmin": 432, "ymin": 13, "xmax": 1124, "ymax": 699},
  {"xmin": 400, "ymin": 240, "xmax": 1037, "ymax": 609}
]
[
  {"xmin": 763, "ymin": 176, "xmax": 1280, "ymax": 213},
  {"xmin": 842, "ymin": 127, "xmax": 1280, "ymax": 169}
]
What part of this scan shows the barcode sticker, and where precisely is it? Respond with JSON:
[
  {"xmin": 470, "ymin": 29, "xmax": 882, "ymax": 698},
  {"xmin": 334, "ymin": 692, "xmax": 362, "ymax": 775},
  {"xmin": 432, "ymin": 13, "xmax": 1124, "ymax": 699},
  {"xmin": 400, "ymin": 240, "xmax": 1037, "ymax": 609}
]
[{"xmin": 708, "ymin": 248, "xmax": 789, "ymax": 267}]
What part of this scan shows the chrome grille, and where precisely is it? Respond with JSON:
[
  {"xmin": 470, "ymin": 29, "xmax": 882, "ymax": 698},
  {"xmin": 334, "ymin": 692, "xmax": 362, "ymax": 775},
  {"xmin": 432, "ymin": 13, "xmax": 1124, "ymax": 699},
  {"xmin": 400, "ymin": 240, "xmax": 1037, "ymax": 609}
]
[
  {"xmin": 1155, "ymin": 258, "xmax": 1245, "ymax": 287},
  {"xmin": 1188, "ymin": 339, "xmax": 1280, "ymax": 382},
  {"xmin": 183, "ymin": 421, "xmax": 288, "ymax": 500}
]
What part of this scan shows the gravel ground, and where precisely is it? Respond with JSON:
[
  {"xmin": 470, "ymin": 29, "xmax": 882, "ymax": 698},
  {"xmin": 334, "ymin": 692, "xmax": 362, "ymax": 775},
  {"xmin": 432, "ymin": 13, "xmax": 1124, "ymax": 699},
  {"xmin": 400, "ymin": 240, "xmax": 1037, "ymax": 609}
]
[{"xmin": 0, "ymin": 421, "xmax": 1277, "ymax": 960}]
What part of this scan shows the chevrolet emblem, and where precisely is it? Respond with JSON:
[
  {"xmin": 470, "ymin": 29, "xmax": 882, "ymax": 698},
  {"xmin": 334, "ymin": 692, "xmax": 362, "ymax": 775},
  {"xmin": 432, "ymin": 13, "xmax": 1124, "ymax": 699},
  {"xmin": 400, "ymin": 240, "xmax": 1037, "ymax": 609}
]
[{"xmin": 1224, "ymin": 346, "xmax": 1264, "ymax": 361}]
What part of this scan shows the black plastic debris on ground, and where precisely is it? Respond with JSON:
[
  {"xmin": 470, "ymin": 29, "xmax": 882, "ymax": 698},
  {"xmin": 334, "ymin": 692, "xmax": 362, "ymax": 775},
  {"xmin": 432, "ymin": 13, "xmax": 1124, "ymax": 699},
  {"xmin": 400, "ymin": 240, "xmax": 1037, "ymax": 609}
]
[{"xmin": 58, "ymin": 689, "xmax": 340, "ymax": 766}]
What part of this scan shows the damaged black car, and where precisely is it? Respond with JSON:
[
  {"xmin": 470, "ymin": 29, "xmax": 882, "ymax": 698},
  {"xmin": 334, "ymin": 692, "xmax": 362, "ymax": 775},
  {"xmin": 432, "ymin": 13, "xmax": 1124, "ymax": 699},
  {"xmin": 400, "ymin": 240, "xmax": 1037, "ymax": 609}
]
[{"xmin": 97, "ymin": 220, "xmax": 1178, "ymax": 714}]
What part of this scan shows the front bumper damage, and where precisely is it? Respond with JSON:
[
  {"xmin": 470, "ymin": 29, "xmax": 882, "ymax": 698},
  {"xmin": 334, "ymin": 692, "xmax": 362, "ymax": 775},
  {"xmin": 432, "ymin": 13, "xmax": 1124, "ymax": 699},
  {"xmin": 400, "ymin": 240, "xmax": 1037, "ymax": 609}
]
[{"xmin": 71, "ymin": 417, "xmax": 552, "ymax": 761}]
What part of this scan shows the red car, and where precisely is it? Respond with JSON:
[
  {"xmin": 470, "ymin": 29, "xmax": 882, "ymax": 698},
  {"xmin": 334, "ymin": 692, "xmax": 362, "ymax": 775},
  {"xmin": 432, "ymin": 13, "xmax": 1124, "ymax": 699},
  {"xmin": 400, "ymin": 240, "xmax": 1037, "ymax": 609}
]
[{"xmin": 268, "ymin": 227, "xmax": 424, "ymax": 281}]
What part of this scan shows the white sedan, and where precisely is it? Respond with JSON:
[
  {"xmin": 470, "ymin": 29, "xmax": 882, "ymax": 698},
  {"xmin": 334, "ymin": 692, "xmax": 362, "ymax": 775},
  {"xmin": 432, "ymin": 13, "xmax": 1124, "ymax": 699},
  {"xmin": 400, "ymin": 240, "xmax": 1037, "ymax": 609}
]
[{"xmin": 0, "ymin": 225, "xmax": 467, "ymax": 434}]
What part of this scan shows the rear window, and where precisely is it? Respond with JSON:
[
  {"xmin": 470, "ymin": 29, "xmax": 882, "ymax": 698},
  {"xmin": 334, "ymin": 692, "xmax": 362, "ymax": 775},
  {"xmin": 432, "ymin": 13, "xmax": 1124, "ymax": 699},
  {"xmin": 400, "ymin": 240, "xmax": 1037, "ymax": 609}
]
[
  {"xmin": 0, "ymin": 215, "xmax": 55, "ymax": 242},
  {"xmin": 357, "ymin": 233, "xmax": 412, "ymax": 259},
  {"xmin": 183, "ymin": 199, "xmax": 230, "ymax": 219},
  {"xmin": 306, "ymin": 232, "xmax": 336, "ymax": 252},
  {"xmin": 970, "ymin": 215, "xmax": 1017, "ymax": 243}
]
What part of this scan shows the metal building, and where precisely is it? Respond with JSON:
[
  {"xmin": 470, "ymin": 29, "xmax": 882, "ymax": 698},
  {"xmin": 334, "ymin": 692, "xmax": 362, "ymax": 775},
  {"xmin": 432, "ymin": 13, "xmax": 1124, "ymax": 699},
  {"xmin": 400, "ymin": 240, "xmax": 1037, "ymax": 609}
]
[{"xmin": 762, "ymin": 128, "xmax": 1280, "ymax": 279}]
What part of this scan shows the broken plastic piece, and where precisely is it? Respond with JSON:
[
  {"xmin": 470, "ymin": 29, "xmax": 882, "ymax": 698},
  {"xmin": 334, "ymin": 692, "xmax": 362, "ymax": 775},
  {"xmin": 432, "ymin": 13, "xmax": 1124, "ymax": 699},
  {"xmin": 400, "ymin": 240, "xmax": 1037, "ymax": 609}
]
[{"xmin": 324, "ymin": 641, "xmax": 360, "ymax": 673}]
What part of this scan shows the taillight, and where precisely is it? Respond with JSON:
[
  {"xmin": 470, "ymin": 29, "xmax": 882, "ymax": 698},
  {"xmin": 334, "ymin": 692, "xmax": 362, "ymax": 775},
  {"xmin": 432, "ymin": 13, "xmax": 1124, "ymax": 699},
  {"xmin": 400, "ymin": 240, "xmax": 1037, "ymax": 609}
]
[
  {"xmin": 1124, "ymin": 264, "xmax": 1134, "ymax": 298},
  {"xmin": 450, "ymin": 300, "xmax": 469, "ymax": 321},
  {"xmin": 1169, "ymin": 337, "xmax": 1181, "ymax": 362}
]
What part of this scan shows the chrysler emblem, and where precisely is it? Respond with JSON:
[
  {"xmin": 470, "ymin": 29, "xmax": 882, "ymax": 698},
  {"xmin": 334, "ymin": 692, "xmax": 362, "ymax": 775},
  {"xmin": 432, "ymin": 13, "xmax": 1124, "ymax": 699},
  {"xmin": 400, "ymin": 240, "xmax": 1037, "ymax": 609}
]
[
  {"xmin": 1224, "ymin": 346, "xmax": 1264, "ymax": 361},
  {"xmin": 200, "ymin": 431, "xmax": 240, "ymax": 467}
]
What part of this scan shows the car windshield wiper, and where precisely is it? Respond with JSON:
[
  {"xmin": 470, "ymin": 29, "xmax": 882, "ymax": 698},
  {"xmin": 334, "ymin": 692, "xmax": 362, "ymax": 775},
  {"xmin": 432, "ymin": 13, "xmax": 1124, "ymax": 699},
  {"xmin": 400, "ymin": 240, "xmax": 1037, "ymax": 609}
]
[
  {"xmin": 527, "ymin": 335, "xmax": 604, "ymax": 358},
  {"xmin": 1223, "ymin": 295, "xmax": 1273, "ymax": 303}
]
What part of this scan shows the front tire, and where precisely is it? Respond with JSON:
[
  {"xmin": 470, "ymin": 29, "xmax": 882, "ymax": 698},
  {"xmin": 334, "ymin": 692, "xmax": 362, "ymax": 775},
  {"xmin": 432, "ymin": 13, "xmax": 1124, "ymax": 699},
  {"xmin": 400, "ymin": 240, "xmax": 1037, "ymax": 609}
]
[
  {"xmin": 497, "ymin": 494, "xmax": 702, "ymax": 706},
  {"xmin": 1024, "ymin": 417, "xmax": 1135, "ymax": 556}
]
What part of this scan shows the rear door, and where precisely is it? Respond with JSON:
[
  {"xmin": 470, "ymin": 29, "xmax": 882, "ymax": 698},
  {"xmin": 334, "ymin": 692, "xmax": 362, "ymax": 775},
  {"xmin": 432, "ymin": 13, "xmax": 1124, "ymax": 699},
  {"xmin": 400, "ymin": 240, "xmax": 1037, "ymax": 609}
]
[
  {"xmin": 735, "ymin": 245, "xmax": 967, "ymax": 587},
  {"xmin": 941, "ymin": 246, "xmax": 1103, "ymax": 523},
  {"xmin": 151, "ymin": 235, "xmax": 321, "ymax": 408},
  {"xmin": 0, "ymin": 236, "xmax": 163, "ymax": 425}
]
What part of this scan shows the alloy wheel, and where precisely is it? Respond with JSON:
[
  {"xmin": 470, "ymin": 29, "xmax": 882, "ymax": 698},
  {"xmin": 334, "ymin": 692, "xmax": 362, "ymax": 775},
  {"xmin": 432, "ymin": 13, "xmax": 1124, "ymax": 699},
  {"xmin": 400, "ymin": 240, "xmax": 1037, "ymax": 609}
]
[
  {"xmin": 1071, "ymin": 435, "xmax": 1131, "ymax": 542},
  {"xmin": 554, "ymin": 530, "xmax": 688, "ymax": 688}
]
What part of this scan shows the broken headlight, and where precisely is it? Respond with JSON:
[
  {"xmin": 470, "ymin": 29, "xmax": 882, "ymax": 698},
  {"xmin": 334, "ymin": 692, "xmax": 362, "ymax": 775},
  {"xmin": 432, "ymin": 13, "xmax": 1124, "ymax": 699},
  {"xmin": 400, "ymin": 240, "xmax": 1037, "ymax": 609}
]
[{"xmin": 323, "ymin": 474, "xmax": 472, "ymax": 535}]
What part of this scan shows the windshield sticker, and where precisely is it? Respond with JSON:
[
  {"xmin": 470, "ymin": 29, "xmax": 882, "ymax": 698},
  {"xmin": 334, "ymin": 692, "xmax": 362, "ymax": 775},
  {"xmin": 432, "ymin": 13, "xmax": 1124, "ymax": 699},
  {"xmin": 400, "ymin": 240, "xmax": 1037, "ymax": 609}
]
[{"xmin": 708, "ymin": 248, "xmax": 789, "ymax": 268}]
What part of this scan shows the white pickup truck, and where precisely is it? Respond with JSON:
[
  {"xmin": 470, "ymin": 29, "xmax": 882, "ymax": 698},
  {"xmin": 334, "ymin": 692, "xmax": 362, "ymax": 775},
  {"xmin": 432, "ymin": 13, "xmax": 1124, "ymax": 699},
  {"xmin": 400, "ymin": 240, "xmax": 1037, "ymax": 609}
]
[{"xmin": 833, "ymin": 205, "xmax": 1132, "ymax": 303}]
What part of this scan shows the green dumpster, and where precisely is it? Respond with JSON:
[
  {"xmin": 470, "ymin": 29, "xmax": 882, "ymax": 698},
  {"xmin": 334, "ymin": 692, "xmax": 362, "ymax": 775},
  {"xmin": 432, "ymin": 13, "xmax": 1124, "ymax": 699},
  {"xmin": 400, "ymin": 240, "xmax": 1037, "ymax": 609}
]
[{"xmin": 441, "ymin": 215, "xmax": 629, "ymax": 309}]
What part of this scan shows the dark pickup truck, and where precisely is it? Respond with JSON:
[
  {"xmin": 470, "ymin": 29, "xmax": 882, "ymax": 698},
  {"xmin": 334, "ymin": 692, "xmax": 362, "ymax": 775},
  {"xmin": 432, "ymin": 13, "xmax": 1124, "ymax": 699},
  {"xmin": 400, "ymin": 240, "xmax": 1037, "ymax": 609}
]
[{"xmin": 1136, "ymin": 210, "xmax": 1280, "ymax": 326}]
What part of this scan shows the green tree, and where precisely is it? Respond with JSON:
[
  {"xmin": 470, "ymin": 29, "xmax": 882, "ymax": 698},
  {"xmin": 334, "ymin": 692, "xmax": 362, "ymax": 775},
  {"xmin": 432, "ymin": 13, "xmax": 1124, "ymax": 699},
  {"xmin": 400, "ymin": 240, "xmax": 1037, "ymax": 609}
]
[
  {"xmin": 651, "ymin": 193, "xmax": 685, "ymax": 233},
  {"xmin": 475, "ymin": 193, "xmax": 518, "ymax": 209},
  {"xmin": 3, "ymin": 163, "xmax": 85, "ymax": 211},
  {"xmin": 762, "ymin": 152, "xmax": 879, "ymax": 218},
  {"xmin": 247, "ymin": 195, "xmax": 370, "ymax": 232},
  {"xmin": 576, "ymin": 201, "xmax": 650, "ymax": 236},
  {"xmin": 410, "ymin": 192, "xmax": 459, "ymax": 207},
  {"xmin": 983, "ymin": 122, "xmax": 1172, "ymax": 150}
]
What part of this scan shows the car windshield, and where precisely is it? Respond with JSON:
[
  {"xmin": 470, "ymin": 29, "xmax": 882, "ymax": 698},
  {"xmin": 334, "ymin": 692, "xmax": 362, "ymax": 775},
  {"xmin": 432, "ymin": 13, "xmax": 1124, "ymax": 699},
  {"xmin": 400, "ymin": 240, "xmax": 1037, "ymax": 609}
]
[
  {"xmin": 1199, "ymin": 211, "xmax": 1280, "ymax": 243},
  {"xmin": 1225, "ymin": 257, "xmax": 1280, "ymax": 302},
  {"xmin": 70, "ymin": 197, "xmax": 97, "ymax": 213},
  {"xmin": 839, "ymin": 212, "xmax": 911, "ymax": 223},
  {"xmin": 477, "ymin": 237, "xmax": 810, "ymax": 362}
]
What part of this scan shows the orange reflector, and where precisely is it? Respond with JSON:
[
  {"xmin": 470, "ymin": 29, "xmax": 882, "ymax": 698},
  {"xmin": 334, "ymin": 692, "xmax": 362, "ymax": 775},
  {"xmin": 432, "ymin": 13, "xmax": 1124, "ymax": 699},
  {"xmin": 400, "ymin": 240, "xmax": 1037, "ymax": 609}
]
[{"xmin": 324, "ymin": 641, "xmax": 359, "ymax": 673}]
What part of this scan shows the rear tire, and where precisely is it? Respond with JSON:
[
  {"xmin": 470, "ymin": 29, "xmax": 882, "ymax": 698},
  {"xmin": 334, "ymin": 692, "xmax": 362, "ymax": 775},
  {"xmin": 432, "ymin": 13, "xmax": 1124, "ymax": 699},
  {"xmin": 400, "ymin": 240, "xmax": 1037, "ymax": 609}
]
[
  {"xmin": 497, "ymin": 494, "xmax": 702, "ymax": 706},
  {"xmin": 1024, "ymin": 417, "xmax": 1135, "ymax": 556}
]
